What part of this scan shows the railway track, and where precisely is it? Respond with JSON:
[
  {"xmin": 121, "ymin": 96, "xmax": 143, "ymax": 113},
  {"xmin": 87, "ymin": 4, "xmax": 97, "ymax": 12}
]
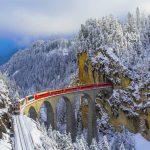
[
  {"xmin": 13, "ymin": 115, "xmax": 34, "ymax": 150},
  {"xmin": 16, "ymin": 116, "xmax": 27, "ymax": 150}
]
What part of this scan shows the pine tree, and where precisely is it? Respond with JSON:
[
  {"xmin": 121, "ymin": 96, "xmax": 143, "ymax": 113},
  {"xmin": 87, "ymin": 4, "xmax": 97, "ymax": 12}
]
[
  {"xmin": 47, "ymin": 125, "xmax": 53, "ymax": 138},
  {"xmin": 136, "ymin": 7, "xmax": 141, "ymax": 29},
  {"xmin": 119, "ymin": 142, "xmax": 126, "ymax": 150},
  {"xmin": 63, "ymin": 133, "xmax": 74, "ymax": 150},
  {"xmin": 100, "ymin": 135, "xmax": 110, "ymax": 150},
  {"xmin": 90, "ymin": 139, "xmax": 99, "ymax": 150},
  {"xmin": 76, "ymin": 134, "xmax": 89, "ymax": 150}
]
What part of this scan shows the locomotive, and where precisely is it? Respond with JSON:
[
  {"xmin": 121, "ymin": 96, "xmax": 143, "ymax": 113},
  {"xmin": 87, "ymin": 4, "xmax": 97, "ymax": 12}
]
[{"xmin": 13, "ymin": 101, "xmax": 21, "ymax": 114}]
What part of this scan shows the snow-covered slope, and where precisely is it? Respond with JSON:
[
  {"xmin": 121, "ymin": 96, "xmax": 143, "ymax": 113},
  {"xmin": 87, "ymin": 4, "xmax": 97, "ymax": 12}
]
[
  {"xmin": 20, "ymin": 115, "xmax": 112, "ymax": 150},
  {"xmin": 19, "ymin": 115, "xmax": 150, "ymax": 150},
  {"xmin": 76, "ymin": 8, "xmax": 150, "ymax": 149},
  {"xmin": 0, "ymin": 39, "xmax": 77, "ymax": 97},
  {"xmin": 0, "ymin": 73, "xmax": 12, "ymax": 150}
]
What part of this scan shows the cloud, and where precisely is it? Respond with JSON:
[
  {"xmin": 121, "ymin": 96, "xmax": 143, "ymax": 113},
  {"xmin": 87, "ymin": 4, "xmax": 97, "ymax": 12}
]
[
  {"xmin": 0, "ymin": 0, "xmax": 150, "ymax": 37},
  {"xmin": 0, "ymin": 10, "xmax": 77, "ymax": 35}
]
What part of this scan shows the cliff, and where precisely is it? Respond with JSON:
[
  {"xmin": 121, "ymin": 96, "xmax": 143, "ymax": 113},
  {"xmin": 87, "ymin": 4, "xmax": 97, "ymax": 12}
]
[
  {"xmin": 0, "ymin": 73, "xmax": 12, "ymax": 149},
  {"xmin": 77, "ymin": 50, "xmax": 150, "ymax": 140}
]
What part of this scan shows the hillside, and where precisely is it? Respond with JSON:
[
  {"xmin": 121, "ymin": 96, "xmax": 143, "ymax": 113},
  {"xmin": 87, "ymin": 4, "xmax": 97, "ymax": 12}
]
[
  {"xmin": 0, "ymin": 73, "xmax": 13, "ymax": 149},
  {"xmin": 0, "ymin": 39, "xmax": 77, "ymax": 97},
  {"xmin": 76, "ymin": 8, "xmax": 150, "ymax": 148}
]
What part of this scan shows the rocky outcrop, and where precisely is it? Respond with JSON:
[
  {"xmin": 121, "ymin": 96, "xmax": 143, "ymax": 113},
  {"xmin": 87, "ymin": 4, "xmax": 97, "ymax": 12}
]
[
  {"xmin": 0, "ymin": 113, "xmax": 11, "ymax": 138},
  {"xmin": 0, "ymin": 74, "xmax": 12, "ymax": 144},
  {"xmin": 77, "ymin": 50, "xmax": 131, "ymax": 88},
  {"xmin": 77, "ymin": 50, "xmax": 150, "ymax": 140}
]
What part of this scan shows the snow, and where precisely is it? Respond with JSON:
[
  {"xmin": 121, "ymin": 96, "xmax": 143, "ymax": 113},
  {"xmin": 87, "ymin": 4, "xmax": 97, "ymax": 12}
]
[
  {"xmin": 134, "ymin": 134, "xmax": 150, "ymax": 150},
  {"xmin": 13, "ymin": 114, "xmax": 150, "ymax": 150},
  {"xmin": 0, "ymin": 79, "xmax": 8, "ymax": 93},
  {"xmin": 62, "ymin": 48, "xmax": 69, "ymax": 56},
  {"xmin": 104, "ymin": 47, "xmax": 120, "ymax": 63},
  {"xmin": 0, "ymin": 108, "xmax": 9, "ymax": 116},
  {"xmin": 12, "ymin": 70, "xmax": 19, "ymax": 77},
  {"xmin": 0, "ymin": 139, "xmax": 11, "ymax": 150},
  {"xmin": 0, "ymin": 74, "xmax": 12, "ymax": 149},
  {"xmin": 30, "ymin": 127, "xmax": 43, "ymax": 148}
]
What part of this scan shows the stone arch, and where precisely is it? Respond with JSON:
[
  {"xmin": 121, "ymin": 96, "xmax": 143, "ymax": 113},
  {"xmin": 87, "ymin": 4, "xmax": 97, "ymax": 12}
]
[
  {"xmin": 28, "ymin": 106, "xmax": 37, "ymax": 121},
  {"xmin": 82, "ymin": 92, "xmax": 97, "ymax": 145},
  {"xmin": 39, "ymin": 101, "xmax": 54, "ymax": 130},
  {"xmin": 56, "ymin": 96, "xmax": 76, "ymax": 142}
]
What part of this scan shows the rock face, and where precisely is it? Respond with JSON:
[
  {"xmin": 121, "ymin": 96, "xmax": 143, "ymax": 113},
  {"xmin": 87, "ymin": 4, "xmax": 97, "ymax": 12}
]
[
  {"xmin": 78, "ymin": 52, "xmax": 110, "ymax": 84},
  {"xmin": 77, "ymin": 50, "xmax": 150, "ymax": 140},
  {"xmin": 0, "ymin": 114, "xmax": 11, "ymax": 138},
  {"xmin": 0, "ymin": 74, "xmax": 12, "ymax": 139},
  {"xmin": 77, "ymin": 51, "xmax": 131, "ymax": 88}
]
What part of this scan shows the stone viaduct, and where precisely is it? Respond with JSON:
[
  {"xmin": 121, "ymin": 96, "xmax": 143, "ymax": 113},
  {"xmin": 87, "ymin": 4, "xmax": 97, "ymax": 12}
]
[{"xmin": 21, "ymin": 84, "xmax": 113, "ymax": 144}]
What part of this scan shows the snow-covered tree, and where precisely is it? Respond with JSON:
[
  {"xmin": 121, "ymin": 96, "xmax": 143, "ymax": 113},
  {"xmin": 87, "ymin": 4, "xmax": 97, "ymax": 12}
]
[
  {"xmin": 119, "ymin": 142, "xmax": 126, "ymax": 150},
  {"xmin": 90, "ymin": 139, "xmax": 99, "ymax": 150},
  {"xmin": 77, "ymin": 8, "xmax": 150, "ymax": 83},
  {"xmin": 100, "ymin": 135, "xmax": 110, "ymax": 150},
  {"xmin": 76, "ymin": 134, "xmax": 89, "ymax": 150},
  {"xmin": 0, "ymin": 39, "xmax": 77, "ymax": 97}
]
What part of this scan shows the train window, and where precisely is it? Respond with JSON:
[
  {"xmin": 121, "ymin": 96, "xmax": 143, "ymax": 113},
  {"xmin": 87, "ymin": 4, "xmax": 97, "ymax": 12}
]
[{"xmin": 28, "ymin": 95, "xmax": 34, "ymax": 101}]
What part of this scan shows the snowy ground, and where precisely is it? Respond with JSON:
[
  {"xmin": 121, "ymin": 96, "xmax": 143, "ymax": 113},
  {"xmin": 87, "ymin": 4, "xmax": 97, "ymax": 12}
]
[
  {"xmin": 12, "ymin": 114, "xmax": 150, "ymax": 150},
  {"xmin": 134, "ymin": 134, "xmax": 150, "ymax": 150},
  {"xmin": 13, "ymin": 115, "xmax": 58, "ymax": 150},
  {"xmin": 13, "ymin": 115, "xmax": 34, "ymax": 150},
  {"xmin": 0, "ymin": 138, "xmax": 11, "ymax": 150}
]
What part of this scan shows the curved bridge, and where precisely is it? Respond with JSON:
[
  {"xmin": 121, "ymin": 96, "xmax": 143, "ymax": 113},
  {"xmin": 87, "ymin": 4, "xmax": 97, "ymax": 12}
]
[{"xmin": 19, "ymin": 83, "xmax": 113, "ymax": 144}]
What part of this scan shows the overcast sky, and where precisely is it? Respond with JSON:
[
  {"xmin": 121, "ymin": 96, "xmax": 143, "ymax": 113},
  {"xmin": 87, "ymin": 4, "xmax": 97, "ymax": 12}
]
[
  {"xmin": 1, "ymin": 0, "xmax": 150, "ymax": 64},
  {"xmin": 1, "ymin": 0, "xmax": 150, "ymax": 37}
]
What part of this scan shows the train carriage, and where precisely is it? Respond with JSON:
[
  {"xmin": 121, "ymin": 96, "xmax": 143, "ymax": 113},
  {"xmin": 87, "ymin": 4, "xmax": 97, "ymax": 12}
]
[
  {"xmin": 35, "ymin": 91, "xmax": 50, "ymax": 100},
  {"xmin": 14, "ymin": 101, "xmax": 21, "ymax": 115}
]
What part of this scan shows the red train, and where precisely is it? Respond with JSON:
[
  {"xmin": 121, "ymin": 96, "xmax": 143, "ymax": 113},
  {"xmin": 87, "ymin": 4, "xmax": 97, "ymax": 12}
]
[{"xmin": 14, "ymin": 83, "xmax": 112, "ymax": 114}]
